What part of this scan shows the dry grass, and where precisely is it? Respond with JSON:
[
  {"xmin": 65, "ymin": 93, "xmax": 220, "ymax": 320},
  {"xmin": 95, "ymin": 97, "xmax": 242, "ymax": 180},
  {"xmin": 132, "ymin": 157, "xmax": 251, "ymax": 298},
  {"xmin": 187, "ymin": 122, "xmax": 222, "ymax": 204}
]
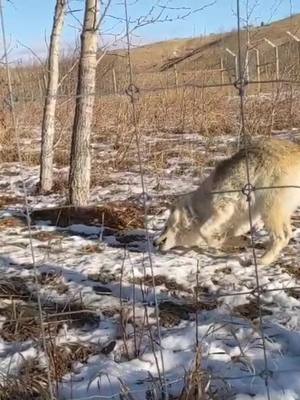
[
  {"xmin": 233, "ymin": 300, "xmax": 273, "ymax": 321},
  {"xmin": 131, "ymin": 274, "xmax": 193, "ymax": 293},
  {"xmin": 38, "ymin": 270, "xmax": 69, "ymax": 294},
  {"xmin": 48, "ymin": 341, "xmax": 101, "ymax": 382},
  {"xmin": 0, "ymin": 295, "xmax": 100, "ymax": 342},
  {"xmin": 0, "ymin": 277, "xmax": 31, "ymax": 300},
  {"xmin": 0, "ymin": 358, "xmax": 50, "ymax": 400},
  {"xmin": 179, "ymin": 347, "xmax": 213, "ymax": 400},
  {"xmin": 0, "ymin": 341, "xmax": 103, "ymax": 399},
  {"xmin": 0, "ymin": 63, "xmax": 299, "ymax": 186},
  {"xmin": 158, "ymin": 300, "xmax": 217, "ymax": 328},
  {"xmin": 1, "ymin": 83, "xmax": 300, "ymax": 171},
  {"xmin": 0, "ymin": 195, "xmax": 24, "ymax": 208}
]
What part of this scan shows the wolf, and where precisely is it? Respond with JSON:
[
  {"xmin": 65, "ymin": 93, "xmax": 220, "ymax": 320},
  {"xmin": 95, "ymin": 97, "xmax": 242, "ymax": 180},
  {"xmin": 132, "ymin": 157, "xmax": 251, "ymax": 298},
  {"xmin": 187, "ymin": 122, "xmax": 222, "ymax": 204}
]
[{"xmin": 154, "ymin": 138, "xmax": 300, "ymax": 265}]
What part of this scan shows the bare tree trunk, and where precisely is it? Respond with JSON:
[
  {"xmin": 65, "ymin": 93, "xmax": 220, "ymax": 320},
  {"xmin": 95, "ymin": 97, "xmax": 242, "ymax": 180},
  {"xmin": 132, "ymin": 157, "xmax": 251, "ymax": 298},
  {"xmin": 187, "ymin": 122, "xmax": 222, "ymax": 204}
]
[
  {"xmin": 39, "ymin": 0, "xmax": 67, "ymax": 193},
  {"xmin": 69, "ymin": 0, "xmax": 99, "ymax": 206}
]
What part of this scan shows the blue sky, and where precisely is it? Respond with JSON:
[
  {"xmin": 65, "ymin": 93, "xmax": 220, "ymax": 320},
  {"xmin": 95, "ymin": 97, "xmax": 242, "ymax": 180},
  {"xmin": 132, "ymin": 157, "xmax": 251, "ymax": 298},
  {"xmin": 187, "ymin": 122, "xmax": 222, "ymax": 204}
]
[{"xmin": 2, "ymin": 0, "xmax": 300, "ymax": 61}]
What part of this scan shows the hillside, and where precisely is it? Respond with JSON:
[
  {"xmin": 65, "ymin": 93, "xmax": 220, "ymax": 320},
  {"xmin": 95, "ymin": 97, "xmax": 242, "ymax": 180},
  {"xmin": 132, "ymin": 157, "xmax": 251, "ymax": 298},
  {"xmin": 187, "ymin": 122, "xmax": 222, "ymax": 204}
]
[{"xmin": 125, "ymin": 13, "xmax": 300, "ymax": 73}]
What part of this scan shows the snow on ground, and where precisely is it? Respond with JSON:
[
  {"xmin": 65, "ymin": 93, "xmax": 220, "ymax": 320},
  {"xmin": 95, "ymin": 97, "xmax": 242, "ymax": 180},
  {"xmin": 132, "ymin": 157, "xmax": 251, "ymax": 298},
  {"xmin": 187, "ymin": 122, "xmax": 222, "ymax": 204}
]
[{"xmin": 0, "ymin": 130, "xmax": 300, "ymax": 399}]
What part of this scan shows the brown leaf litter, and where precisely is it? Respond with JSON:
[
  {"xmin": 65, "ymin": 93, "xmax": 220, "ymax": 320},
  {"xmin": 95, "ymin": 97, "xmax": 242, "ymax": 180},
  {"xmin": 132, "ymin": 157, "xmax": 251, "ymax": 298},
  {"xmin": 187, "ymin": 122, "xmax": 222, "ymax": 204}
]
[
  {"xmin": 29, "ymin": 201, "xmax": 145, "ymax": 230},
  {"xmin": 233, "ymin": 300, "xmax": 273, "ymax": 321}
]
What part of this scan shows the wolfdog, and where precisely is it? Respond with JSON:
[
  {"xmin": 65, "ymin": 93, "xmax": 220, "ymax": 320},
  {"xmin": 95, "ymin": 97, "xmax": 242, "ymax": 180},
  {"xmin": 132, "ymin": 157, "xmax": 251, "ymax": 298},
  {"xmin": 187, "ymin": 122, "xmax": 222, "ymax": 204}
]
[{"xmin": 154, "ymin": 138, "xmax": 300, "ymax": 265}]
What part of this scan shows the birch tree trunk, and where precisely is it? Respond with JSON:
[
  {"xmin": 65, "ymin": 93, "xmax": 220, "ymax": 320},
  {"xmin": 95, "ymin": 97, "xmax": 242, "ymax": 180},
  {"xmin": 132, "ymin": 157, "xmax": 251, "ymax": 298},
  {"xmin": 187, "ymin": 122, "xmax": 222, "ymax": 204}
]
[
  {"xmin": 39, "ymin": 0, "xmax": 67, "ymax": 193},
  {"xmin": 69, "ymin": 0, "xmax": 99, "ymax": 206}
]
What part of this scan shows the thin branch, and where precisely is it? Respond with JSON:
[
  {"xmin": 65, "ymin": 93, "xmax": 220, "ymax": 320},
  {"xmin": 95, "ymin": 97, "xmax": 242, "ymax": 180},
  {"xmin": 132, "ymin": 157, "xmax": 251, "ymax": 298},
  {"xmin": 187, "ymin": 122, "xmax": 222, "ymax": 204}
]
[
  {"xmin": 96, "ymin": 0, "xmax": 113, "ymax": 30},
  {"xmin": 16, "ymin": 40, "xmax": 47, "ymax": 70}
]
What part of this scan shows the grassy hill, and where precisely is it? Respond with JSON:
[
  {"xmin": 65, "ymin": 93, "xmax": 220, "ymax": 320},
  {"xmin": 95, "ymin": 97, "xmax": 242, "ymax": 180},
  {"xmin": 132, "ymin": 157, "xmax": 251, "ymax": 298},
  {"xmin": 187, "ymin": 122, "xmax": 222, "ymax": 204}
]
[{"xmin": 127, "ymin": 13, "xmax": 300, "ymax": 74}]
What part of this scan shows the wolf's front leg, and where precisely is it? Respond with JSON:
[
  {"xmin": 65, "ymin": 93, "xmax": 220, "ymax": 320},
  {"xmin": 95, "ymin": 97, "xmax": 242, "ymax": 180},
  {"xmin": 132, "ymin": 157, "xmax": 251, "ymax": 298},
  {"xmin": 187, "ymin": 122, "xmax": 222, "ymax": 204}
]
[{"xmin": 200, "ymin": 203, "xmax": 235, "ymax": 248}]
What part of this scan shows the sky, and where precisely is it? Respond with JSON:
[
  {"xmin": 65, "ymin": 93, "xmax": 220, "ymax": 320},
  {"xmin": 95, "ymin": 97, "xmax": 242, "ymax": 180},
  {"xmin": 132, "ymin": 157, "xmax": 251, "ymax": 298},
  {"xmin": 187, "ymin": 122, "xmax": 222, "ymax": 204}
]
[{"xmin": 2, "ymin": 0, "xmax": 300, "ymax": 62}]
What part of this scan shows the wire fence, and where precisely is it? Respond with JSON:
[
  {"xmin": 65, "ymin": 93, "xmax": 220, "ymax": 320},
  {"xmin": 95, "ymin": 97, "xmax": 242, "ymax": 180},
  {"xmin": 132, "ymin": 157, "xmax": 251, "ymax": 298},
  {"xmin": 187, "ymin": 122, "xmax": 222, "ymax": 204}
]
[
  {"xmin": 3, "ymin": 77, "xmax": 300, "ymax": 103},
  {"xmin": 0, "ymin": 0, "xmax": 300, "ymax": 400}
]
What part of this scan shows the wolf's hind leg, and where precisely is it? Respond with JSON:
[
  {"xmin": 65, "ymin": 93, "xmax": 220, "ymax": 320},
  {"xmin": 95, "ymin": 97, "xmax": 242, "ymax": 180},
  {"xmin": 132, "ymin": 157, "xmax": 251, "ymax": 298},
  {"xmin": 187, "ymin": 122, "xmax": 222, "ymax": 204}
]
[{"xmin": 260, "ymin": 203, "xmax": 292, "ymax": 265}]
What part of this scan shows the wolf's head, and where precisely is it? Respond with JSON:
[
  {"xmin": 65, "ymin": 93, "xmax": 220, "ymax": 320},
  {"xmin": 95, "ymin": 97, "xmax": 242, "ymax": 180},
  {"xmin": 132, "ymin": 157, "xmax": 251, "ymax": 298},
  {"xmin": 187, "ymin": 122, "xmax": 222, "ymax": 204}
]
[{"xmin": 154, "ymin": 197, "xmax": 204, "ymax": 252}]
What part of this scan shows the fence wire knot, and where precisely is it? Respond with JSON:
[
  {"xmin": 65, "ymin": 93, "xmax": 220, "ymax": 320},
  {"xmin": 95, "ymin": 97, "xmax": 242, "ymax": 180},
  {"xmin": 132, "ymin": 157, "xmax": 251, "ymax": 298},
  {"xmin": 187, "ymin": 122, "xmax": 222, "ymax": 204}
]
[
  {"xmin": 259, "ymin": 369, "xmax": 273, "ymax": 380},
  {"xmin": 234, "ymin": 77, "xmax": 248, "ymax": 95},
  {"xmin": 252, "ymin": 285, "xmax": 264, "ymax": 297},
  {"xmin": 3, "ymin": 95, "xmax": 16, "ymax": 111},
  {"xmin": 242, "ymin": 183, "xmax": 255, "ymax": 201},
  {"xmin": 125, "ymin": 83, "xmax": 140, "ymax": 101}
]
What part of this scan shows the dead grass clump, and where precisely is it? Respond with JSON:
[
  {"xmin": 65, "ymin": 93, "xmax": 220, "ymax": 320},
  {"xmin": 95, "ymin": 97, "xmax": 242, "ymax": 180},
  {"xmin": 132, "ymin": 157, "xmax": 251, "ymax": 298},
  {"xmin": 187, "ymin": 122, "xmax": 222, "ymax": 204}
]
[
  {"xmin": 21, "ymin": 151, "xmax": 41, "ymax": 166},
  {"xmin": 53, "ymin": 149, "xmax": 70, "ymax": 167},
  {"xmin": 0, "ymin": 277, "xmax": 31, "ymax": 300},
  {"xmin": 0, "ymin": 300, "xmax": 100, "ymax": 342},
  {"xmin": 51, "ymin": 171, "xmax": 68, "ymax": 193},
  {"xmin": 80, "ymin": 244, "xmax": 104, "ymax": 253},
  {"xmin": 158, "ymin": 300, "xmax": 217, "ymax": 328},
  {"xmin": 48, "ymin": 341, "xmax": 101, "ymax": 382},
  {"xmin": 220, "ymin": 235, "xmax": 250, "ymax": 253},
  {"xmin": 0, "ymin": 195, "xmax": 24, "ymax": 208},
  {"xmin": 0, "ymin": 216, "xmax": 26, "ymax": 228},
  {"xmin": 132, "ymin": 274, "xmax": 192, "ymax": 293},
  {"xmin": 88, "ymin": 271, "xmax": 117, "ymax": 284},
  {"xmin": 44, "ymin": 301, "xmax": 101, "ymax": 330},
  {"xmin": 0, "ymin": 128, "xmax": 19, "ymax": 163},
  {"xmin": 0, "ymin": 303, "xmax": 47, "ymax": 342},
  {"xmin": 286, "ymin": 287, "xmax": 300, "ymax": 299},
  {"xmin": 159, "ymin": 302, "xmax": 191, "ymax": 328},
  {"xmin": 0, "ymin": 358, "xmax": 50, "ymax": 400},
  {"xmin": 30, "ymin": 201, "xmax": 144, "ymax": 230},
  {"xmin": 0, "ymin": 342, "xmax": 101, "ymax": 399},
  {"xmin": 38, "ymin": 271, "xmax": 69, "ymax": 295},
  {"xmin": 244, "ymin": 92, "xmax": 300, "ymax": 136},
  {"xmin": 233, "ymin": 300, "xmax": 273, "ymax": 321},
  {"xmin": 30, "ymin": 230, "xmax": 65, "ymax": 242},
  {"xmin": 90, "ymin": 174, "xmax": 117, "ymax": 189},
  {"xmin": 283, "ymin": 264, "xmax": 300, "ymax": 279},
  {"xmin": 179, "ymin": 347, "xmax": 212, "ymax": 400}
]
